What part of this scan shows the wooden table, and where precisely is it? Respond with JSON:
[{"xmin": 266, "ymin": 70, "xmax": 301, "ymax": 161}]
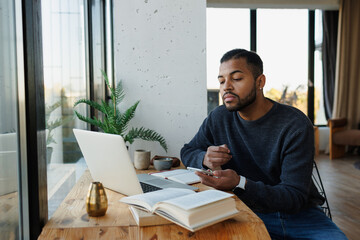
[{"xmin": 38, "ymin": 169, "xmax": 270, "ymax": 240}]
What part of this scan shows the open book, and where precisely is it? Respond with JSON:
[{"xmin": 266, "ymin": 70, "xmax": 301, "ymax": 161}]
[
  {"xmin": 120, "ymin": 188, "xmax": 239, "ymax": 232},
  {"xmin": 150, "ymin": 169, "xmax": 200, "ymax": 184}
]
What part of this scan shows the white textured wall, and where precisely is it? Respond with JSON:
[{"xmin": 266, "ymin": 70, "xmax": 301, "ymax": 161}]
[{"xmin": 113, "ymin": 0, "xmax": 207, "ymax": 160}]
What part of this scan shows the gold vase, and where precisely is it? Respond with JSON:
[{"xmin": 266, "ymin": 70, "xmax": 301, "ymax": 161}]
[{"xmin": 86, "ymin": 182, "xmax": 108, "ymax": 217}]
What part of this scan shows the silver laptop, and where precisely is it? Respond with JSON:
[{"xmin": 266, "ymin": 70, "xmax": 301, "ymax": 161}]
[{"xmin": 73, "ymin": 129, "xmax": 197, "ymax": 196}]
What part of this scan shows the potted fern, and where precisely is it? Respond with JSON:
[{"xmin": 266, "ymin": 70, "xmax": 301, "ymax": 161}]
[{"xmin": 73, "ymin": 70, "xmax": 168, "ymax": 152}]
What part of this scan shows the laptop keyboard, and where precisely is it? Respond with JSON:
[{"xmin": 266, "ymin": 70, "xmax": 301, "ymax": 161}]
[{"xmin": 140, "ymin": 182, "xmax": 162, "ymax": 193}]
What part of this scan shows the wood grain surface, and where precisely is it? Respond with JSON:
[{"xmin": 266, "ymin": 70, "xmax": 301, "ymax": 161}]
[{"xmin": 38, "ymin": 169, "xmax": 270, "ymax": 240}]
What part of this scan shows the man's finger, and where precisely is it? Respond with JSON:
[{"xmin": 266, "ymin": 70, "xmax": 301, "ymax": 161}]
[
  {"xmin": 207, "ymin": 156, "xmax": 231, "ymax": 163},
  {"xmin": 209, "ymin": 145, "xmax": 230, "ymax": 153},
  {"xmin": 219, "ymin": 144, "xmax": 230, "ymax": 152},
  {"xmin": 195, "ymin": 171, "xmax": 218, "ymax": 186},
  {"xmin": 213, "ymin": 169, "xmax": 232, "ymax": 177},
  {"xmin": 206, "ymin": 152, "xmax": 232, "ymax": 161}
]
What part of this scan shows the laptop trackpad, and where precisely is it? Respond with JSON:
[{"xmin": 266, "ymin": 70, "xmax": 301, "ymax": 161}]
[{"xmin": 137, "ymin": 173, "xmax": 198, "ymax": 190}]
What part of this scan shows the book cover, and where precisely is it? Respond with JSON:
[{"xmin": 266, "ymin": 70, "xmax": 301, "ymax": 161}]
[{"xmin": 129, "ymin": 206, "xmax": 171, "ymax": 226}]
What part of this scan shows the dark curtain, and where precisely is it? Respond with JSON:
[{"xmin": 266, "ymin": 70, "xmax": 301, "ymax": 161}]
[{"xmin": 322, "ymin": 10, "xmax": 339, "ymax": 119}]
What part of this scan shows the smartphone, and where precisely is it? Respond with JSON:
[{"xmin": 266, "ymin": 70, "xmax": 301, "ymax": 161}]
[{"xmin": 187, "ymin": 167, "xmax": 214, "ymax": 176}]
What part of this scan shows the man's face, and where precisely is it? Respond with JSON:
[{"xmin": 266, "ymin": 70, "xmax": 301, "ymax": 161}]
[{"xmin": 218, "ymin": 58, "xmax": 257, "ymax": 112}]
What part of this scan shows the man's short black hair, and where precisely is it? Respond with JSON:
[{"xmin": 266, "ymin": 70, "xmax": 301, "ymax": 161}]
[{"xmin": 220, "ymin": 49, "xmax": 263, "ymax": 79}]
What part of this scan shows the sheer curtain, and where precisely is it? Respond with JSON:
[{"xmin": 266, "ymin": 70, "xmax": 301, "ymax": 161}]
[{"xmin": 333, "ymin": 0, "xmax": 360, "ymax": 129}]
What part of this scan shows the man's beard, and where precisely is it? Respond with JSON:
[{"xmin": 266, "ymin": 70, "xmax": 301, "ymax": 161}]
[{"xmin": 223, "ymin": 83, "xmax": 257, "ymax": 112}]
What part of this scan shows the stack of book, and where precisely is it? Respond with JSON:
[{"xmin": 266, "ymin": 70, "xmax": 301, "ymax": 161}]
[{"xmin": 120, "ymin": 188, "xmax": 239, "ymax": 232}]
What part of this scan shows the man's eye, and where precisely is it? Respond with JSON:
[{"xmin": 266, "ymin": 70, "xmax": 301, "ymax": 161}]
[{"xmin": 233, "ymin": 78, "xmax": 242, "ymax": 81}]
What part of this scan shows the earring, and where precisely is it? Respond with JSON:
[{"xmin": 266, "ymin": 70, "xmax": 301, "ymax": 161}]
[{"xmin": 259, "ymin": 88, "xmax": 263, "ymax": 90}]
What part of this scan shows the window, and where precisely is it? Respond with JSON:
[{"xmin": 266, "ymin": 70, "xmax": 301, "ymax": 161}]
[
  {"xmin": 0, "ymin": 0, "xmax": 21, "ymax": 238},
  {"xmin": 42, "ymin": 0, "xmax": 110, "ymax": 218},
  {"xmin": 206, "ymin": 8, "xmax": 250, "ymax": 113},
  {"xmin": 314, "ymin": 10, "xmax": 326, "ymax": 125},
  {"xmin": 42, "ymin": 0, "xmax": 89, "ymax": 218},
  {"xmin": 207, "ymin": 8, "xmax": 325, "ymax": 124},
  {"xmin": 257, "ymin": 9, "xmax": 308, "ymax": 115}
]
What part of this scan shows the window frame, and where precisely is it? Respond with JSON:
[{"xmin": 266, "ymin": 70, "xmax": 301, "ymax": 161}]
[
  {"xmin": 250, "ymin": 9, "xmax": 315, "ymax": 123},
  {"xmin": 19, "ymin": 0, "xmax": 113, "ymax": 238},
  {"xmin": 210, "ymin": 8, "xmax": 317, "ymax": 123}
]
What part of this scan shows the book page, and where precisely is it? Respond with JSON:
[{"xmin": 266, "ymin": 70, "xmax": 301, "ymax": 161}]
[
  {"xmin": 157, "ymin": 190, "xmax": 233, "ymax": 211},
  {"xmin": 120, "ymin": 188, "xmax": 195, "ymax": 211},
  {"xmin": 150, "ymin": 169, "xmax": 200, "ymax": 184},
  {"xmin": 150, "ymin": 169, "xmax": 189, "ymax": 178},
  {"xmin": 155, "ymin": 198, "xmax": 239, "ymax": 232},
  {"xmin": 168, "ymin": 172, "xmax": 200, "ymax": 184}
]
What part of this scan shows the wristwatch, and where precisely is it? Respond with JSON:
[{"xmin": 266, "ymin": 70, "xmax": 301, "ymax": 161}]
[{"xmin": 233, "ymin": 175, "xmax": 246, "ymax": 190}]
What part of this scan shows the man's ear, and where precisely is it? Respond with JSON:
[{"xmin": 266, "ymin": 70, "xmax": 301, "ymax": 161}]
[{"xmin": 257, "ymin": 74, "xmax": 266, "ymax": 90}]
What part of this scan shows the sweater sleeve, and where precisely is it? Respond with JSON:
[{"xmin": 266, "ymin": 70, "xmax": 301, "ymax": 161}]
[
  {"xmin": 180, "ymin": 118, "xmax": 214, "ymax": 169},
  {"xmin": 235, "ymin": 124, "xmax": 315, "ymax": 214}
]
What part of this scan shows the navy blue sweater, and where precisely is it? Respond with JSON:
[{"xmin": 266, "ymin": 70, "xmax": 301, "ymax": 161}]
[{"xmin": 181, "ymin": 101, "xmax": 324, "ymax": 214}]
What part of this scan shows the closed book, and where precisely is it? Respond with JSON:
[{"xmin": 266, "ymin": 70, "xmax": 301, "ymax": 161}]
[{"xmin": 129, "ymin": 206, "xmax": 171, "ymax": 226}]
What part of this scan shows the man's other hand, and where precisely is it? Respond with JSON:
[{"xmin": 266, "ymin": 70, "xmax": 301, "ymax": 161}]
[
  {"xmin": 195, "ymin": 169, "xmax": 240, "ymax": 191},
  {"xmin": 203, "ymin": 144, "xmax": 232, "ymax": 169}
]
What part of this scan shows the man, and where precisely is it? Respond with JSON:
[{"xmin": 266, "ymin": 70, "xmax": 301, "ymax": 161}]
[{"xmin": 181, "ymin": 49, "xmax": 347, "ymax": 239}]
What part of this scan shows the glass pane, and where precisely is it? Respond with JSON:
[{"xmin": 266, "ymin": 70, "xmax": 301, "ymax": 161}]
[
  {"xmin": 314, "ymin": 10, "xmax": 326, "ymax": 125},
  {"xmin": 257, "ymin": 9, "xmax": 308, "ymax": 115},
  {"xmin": 42, "ymin": 0, "xmax": 88, "ymax": 218},
  {"xmin": 91, "ymin": 0, "xmax": 106, "ymax": 105},
  {"xmin": 206, "ymin": 8, "xmax": 250, "ymax": 113},
  {"xmin": 0, "ymin": 0, "xmax": 20, "ymax": 239}
]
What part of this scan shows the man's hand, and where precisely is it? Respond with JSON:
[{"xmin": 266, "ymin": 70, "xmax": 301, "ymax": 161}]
[
  {"xmin": 195, "ymin": 169, "xmax": 240, "ymax": 191},
  {"xmin": 203, "ymin": 144, "xmax": 232, "ymax": 169}
]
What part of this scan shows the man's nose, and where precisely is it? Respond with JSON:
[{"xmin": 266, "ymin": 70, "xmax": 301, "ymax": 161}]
[{"xmin": 223, "ymin": 79, "xmax": 233, "ymax": 91}]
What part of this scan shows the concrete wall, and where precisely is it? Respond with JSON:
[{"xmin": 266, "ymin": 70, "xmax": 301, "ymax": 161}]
[{"xmin": 113, "ymin": 0, "xmax": 207, "ymax": 160}]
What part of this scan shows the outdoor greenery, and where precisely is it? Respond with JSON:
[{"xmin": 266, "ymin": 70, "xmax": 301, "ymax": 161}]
[
  {"xmin": 46, "ymin": 100, "xmax": 73, "ymax": 146},
  {"xmin": 266, "ymin": 85, "xmax": 308, "ymax": 114},
  {"xmin": 73, "ymin": 70, "xmax": 168, "ymax": 152},
  {"xmin": 265, "ymin": 85, "xmax": 322, "ymax": 121}
]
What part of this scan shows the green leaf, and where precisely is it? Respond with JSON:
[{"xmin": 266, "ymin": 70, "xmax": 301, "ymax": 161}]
[
  {"xmin": 46, "ymin": 118, "xmax": 63, "ymax": 131},
  {"xmin": 118, "ymin": 101, "xmax": 140, "ymax": 132},
  {"xmin": 101, "ymin": 69, "xmax": 115, "ymax": 97},
  {"xmin": 46, "ymin": 101, "xmax": 62, "ymax": 115},
  {"xmin": 74, "ymin": 111, "xmax": 106, "ymax": 131},
  {"xmin": 73, "ymin": 69, "xmax": 168, "ymax": 152},
  {"xmin": 115, "ymin": 81, "xmax": 125, "ymax": 105},
  {"xmin": 74, "ymin": 99, "xmax": 108, "ymax": 115},
  {"xmin": 125, "ymin": 127, "xmax": 168, "ymax": 152}
]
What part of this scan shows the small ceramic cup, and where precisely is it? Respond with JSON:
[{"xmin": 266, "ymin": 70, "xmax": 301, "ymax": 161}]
[
  {"xmin": 153, "ymin": 158, "xmax": 173, "ymax": 171},
  {"xmin": 134, "ymin": 149, "xmax": 151, "ymax": 170}
]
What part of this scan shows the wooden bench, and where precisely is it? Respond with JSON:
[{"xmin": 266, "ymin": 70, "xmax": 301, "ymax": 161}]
[{"xmin": 328, "ymin": 118, "xmax": 360, "ymax": 159}]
